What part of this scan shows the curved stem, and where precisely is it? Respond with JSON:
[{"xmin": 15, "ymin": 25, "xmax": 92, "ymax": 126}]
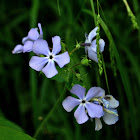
[
  {"xmin": 33, "ymin": 84, "xmax": 67, "ymax": 138},
  {"xmin": 70, "ymin": 47, "xmax": 79, "ymax": 55}
]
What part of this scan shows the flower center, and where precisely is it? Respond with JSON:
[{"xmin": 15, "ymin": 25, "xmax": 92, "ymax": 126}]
[
  {"xmin": 49, "ymin": 55, "xmax": 53, "ymax": 59},
  {"xmin": 81, "ymin": 100, "xmax": 86, "ymax": 104}
]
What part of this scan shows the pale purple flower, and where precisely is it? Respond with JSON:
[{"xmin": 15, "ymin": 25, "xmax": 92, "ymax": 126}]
[
  {"xmin": 95, "ymin": 95, "xmax": 119, "ymax": 131},
  {"xmin": 85, "ymin": 27, "xmax": 105, "ymax": 62},
  {"xmin": 62, "ymin": 84, "xmax": 104, "ymax": 124},
  {"xmin": 29, "ymin": 36, "xmax": 70, "ymax": 78},
  {"xmin": 12, "ymin": 23, "xmax": 43, "ymax": 54}
]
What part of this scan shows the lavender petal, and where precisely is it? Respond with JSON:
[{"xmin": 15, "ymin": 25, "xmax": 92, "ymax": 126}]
[
  {"xmin": 52, "ymin": 36, "xmax": 61, "ymax": 55},
  {"xmin": 95, "ymin": 118, "xmax": 102, "ymax": 131},
  {"xmin": 12, "ymin": 44, "xmax": 23, "ymax": 54},
  {"xmin": 104, "ymin": 95, "xmax": 119, "ymax": 108},
  {"xmin": 62, "ymin": 96, "xmax": 80, "ymax": 112},
  {"xmin": 22, "ymin": 36, "xmax": 29, "ymax": 44},
  {"xmin": 86, "ymin": 87, "xmax": 105, "ymax": 101},
  {"xmin": 42, "ymin": 60, "xmax": 58, "ymax": 78},
  {"xmin": 74, "ymin": 105, "xmax": 89, "ymax": 124},
  {"xmin": 70, "ymin": 84, "xmax": 86, "ymax": 100},
  {"xmin": 103, "ymin": 109, "xmax": 119, "ymax": 125},
  {"xmin": 28, "ymin": 28, "xmax": 39, "ymax": 41},
  {"xmin": 23, "ymin": 41, "xmax": 33, "ymax": 53},
  {"xmin": 85, "ymin": 102, "xmax": 103, "ymax": 118},
  {"xmin": 99, "ymin": 39, "xmax": 105, "ymax": 53},
  {"xmin": 87, "ymin": 47, "xmax": 98, "ymax": 62},
  {"xmin": 88, "ymin": 27, "xmax": 98, "ymax": 42},
  {"xmin": 54, "ymin": 51, "xmax": 70, "ymax": 68},
  {"xmin": 29, "ymin": 56, "xmax": 48, "ymax": 71},
  {"xmin": 38, "ymin": 23, "xmax": 43, "ymax": 35},
  {"xmin": 33, "ymin": 39, "xmax": 50, "ymax": 56}
]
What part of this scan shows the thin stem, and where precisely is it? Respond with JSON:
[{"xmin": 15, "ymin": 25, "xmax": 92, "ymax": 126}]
[
  {"xmin": 97, "ymin": 0, "xmax": 99, "ymax": 15},
  {"xmin": 33, "ymin": 84, "xmax": 67, "ymax": 138},
  {"xmin": 57, "ymin": 0, "xmax": 61, "ymax": 16},
  {"xmin": 90, "ymin": 0, "xmax": 96, "ymax": 25},
  {"xmin": 70, "ymin": 47, "xmax": 79, "ymax": 55},
  {"xmin": 30, "ymin": 0, "xmax": 39, "ymax": 128},
  {"xmin": 102, "ymin": 54, "xmax": 110, "ymax": 94},
  {"xmin": 69, "ymin": 63, "xmax": 81, "ymax": 69}
]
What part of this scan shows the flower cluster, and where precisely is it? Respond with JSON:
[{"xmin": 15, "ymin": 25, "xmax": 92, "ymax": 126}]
[
  {"xmin": 85, "ymin": 27, "xmax": 105, "ymax": 63},
  {"xmin": 12, "ymin": 23, "xmax": 119, "ymax": 131},
  {"xmin": 12, "ymin": 23, "xmax": 43, "ymax": 54},
  {"xmin": 12, "ymin": 23, "xmax": 70, "ymax": 78},
  {"xmin": 62, "ymin": 84, "xmax": 119, "ymax": 130}
]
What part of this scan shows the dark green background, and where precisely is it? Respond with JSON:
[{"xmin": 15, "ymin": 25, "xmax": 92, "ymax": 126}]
[{"xmin": 0, "ymin": 0, "xmax": 140, "ymax": 140}]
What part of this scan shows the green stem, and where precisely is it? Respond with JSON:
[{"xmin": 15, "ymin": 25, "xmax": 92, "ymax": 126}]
[
  {"xmin": 90, "ymin": 0, "xmax": 96, "ymax": 25},
  {"xmin": 102, "ymin": 54, "xmax": 110, "ymax": 94},
  {"xmin": 30, "ymin": 0, "xmax": 39, "ymax": 128},
  {"xmin": 57, "ymin": 0, "xmax": 61, "ymax": 16},
  {"xmin": 70, "ymin": 47, "xmax": 79, "ymax": 55},
  {"xmin": 69, "ymin": 63, "xmax": 81, "ymax": 69},
  {"xmin": 33, "ymin": 84, "xmax": 67, "ymax": 138}
]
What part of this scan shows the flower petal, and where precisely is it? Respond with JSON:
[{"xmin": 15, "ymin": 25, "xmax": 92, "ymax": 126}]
[
  {"xmin": 12, "ymin": 44, "xmax": 23, "ymax": 54},
  {"xmin": 87, "ymin": 47, "xmax": 98, "ymax": 62},
  {"xmin": 52, "ymin": 36, "xmax": 61, "ymax": 55},
  {"xmin": 86, "ymin": 87, "xmax": 105, "ymax": 101},
  {"xmin": 29, "ymin": 56, "xmax": 48, "ymax": 71},
  {"xmin": 90, "ymin": 39, "xmax": 105, "ymax": 53},
  {"xmin": 62, "ymin": 96, "xmax": 81, "ymax": 112},
  {"xmin": 90, "ymin": 39, "xmax": 96, "ymax": 52},
  {"xmin": 104, "ymin": 95, "xmax": 119, "ymax": 108},
  {"xmin": 38, "ymin": 23, "xmax": 43, "ymax": 35},
  {"xmin": 88, "ymin": 27, "xmax": 98, "ymax": 42},
  {"xmin": 85, "ymin": 102, "xmax": 103, "ymax": 118},
  {"xmin": 28, "ymin": 28, "xmax": 39, "ymax": 40},
  {"xmin": 42, "ymin": 60, "xmax": 58, "ymax": 78},
  {"xmin": 70, "ymin": 84, "xmax": 86, "ymax": 99},
  {"xmin": 99, "ymin": 39, "xmax": 105, "ymax": 53},
  {"xmin": 95, "ymin": 118, "xmax": 102, "ymax": 131},
  {"xmin": 74, "ymin": 105, "xmax": 89, "ymax": 124},
  {"xmin": 103, "ymin": 109, "xmax": 119, "ymax": 125},
  {"xmin": 54, "ymin": 51, "xmax": 70, "ymax": 68},
  {"xmin": 23, "ymin": 41, "xmax": 33, "ymax": 53},
  {"xmin": 33, "ymin": 39, "xmax": 50, "ymax": 55},
  {"xmin": 22, "ymin": 36, "xmax": 29, "ymax": 44}
]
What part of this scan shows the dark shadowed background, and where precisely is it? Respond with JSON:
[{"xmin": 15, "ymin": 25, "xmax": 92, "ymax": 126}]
[{"xmin": 0, "ymin": 0, "xmax": 140, "ymax": 140}]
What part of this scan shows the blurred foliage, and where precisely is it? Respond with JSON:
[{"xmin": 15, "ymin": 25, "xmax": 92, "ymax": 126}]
[{"xmin": 0, "ymin": 0, "xmax": 140, "ymax": 140}]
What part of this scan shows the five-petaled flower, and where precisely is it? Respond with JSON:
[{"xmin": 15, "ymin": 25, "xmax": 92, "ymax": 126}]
[
  {"xmin": 62, "ymin": 84, "xmax": 104, "ymax": 124},
  {"xmin": 29, "ymin": 36, "xmax": 70, "ymax": 78},
  {"xmin": 12, "ymin": 23, "xmax": 43, "ymax": 54},
  {"xmin": 85, "ymin": 27, "xmax": 105, "ymax": 62},
  {"xmin": 94, "ymin": 93, "xmax": 119, "ymax": 131}
]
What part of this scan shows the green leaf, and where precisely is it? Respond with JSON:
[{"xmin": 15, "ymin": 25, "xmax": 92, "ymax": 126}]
[
  {"xmin": 51, "ymin": 66, "xmax": 68, "ymax": 83},
  {"xmin": 0, "ymin": 126, "xmax": 36, "ymax": 140},
  {"xmin": 0, "ymin": 118, "xmax": 24, "ymax": 133}
]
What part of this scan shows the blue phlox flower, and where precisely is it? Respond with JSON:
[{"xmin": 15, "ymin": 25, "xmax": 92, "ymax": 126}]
[
  {"xmin": 62, "ymin": 84, "xmax": 104, "ymax": 124},
  {"xmin": 12, "ymin": 23, "xmax": 43, "ymax": 54},
  {"xmin": 85, "ymin": 27, "xmax": 105, "ymax": 62},
  {"xmin": 29, "ymin": 36, "xmax": 70, "ymax": 78},
  {"xmin": 95, "ymin": 94, "xmax": 119, "ymax": 131}
]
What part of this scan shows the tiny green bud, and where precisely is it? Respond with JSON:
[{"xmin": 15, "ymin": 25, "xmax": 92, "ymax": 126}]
[
  {"xmin": 81, "ymin": 57, "xmax": 90, "ymax": 66},
  {"xmin": 76, "ymin": 41, "xmax": 81, "ymax": 49}
]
